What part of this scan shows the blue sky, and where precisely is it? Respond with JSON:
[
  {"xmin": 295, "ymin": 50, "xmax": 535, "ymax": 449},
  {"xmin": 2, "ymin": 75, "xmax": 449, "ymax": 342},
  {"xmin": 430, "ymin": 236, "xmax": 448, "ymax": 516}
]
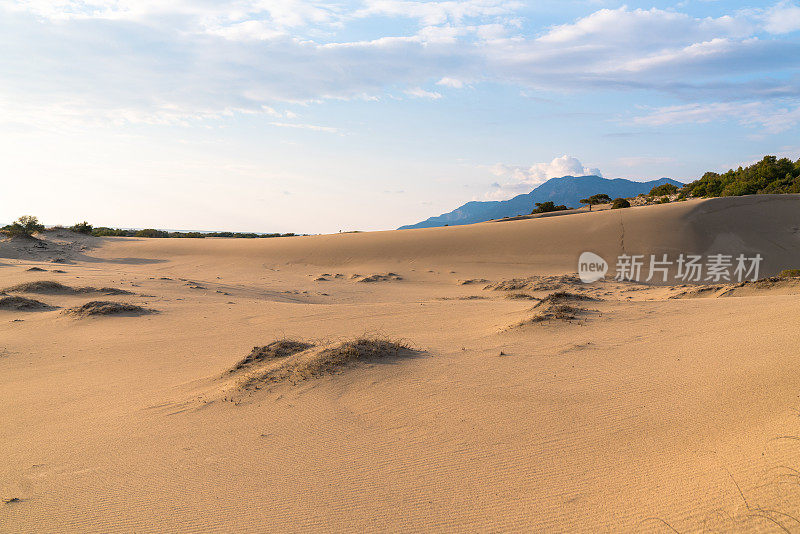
[{"xmin": 1, "ymin": 1, "xmax": 799, "ymax": 233}]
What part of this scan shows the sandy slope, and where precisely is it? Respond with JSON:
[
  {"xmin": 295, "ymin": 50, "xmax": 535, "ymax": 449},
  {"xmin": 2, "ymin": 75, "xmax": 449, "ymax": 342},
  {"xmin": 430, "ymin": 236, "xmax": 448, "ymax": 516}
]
[{"xmin": 2, "ymin": 196, "xmax": 800, "ymax": 532}]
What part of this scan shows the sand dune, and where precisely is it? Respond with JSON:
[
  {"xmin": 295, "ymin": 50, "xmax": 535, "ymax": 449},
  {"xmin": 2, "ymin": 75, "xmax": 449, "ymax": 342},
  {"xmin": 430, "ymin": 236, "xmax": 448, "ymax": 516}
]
[
  {"xmin": 2, "ymin": 195, "xmax": 800, "ymax": 532},
  {"xmin": 81, "ymin": 195, "xmax": 800, "ymax": 282}
]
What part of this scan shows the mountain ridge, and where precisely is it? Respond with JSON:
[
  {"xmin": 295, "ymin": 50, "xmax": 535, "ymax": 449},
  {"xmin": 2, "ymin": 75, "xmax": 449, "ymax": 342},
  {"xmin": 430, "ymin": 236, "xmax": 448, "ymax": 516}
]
[{"xmin": 399, "ymin": 175, "xmax": 683, "ymax": 229}]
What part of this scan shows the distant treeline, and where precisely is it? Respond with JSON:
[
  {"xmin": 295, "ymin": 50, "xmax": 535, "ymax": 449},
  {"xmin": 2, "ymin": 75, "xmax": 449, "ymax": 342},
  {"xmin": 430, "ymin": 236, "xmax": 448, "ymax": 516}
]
[
  {"xmin": 90, "ymin": 227, "xmax": 297, "ymax": 239},
  {"xmin": 681, "ymin": 155, "xmax": 800, "ymax": 198}
]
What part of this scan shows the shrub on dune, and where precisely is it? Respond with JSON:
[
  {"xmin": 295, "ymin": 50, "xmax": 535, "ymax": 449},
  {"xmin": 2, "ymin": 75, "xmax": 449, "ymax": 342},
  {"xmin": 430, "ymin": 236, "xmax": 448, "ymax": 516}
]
[
  {"xmin": 2, "ymin": 215, "xmax": 44, "ymax": 238},
  {"xmin": 532, "ymin": 201, "xmax": 569, "ymax": 214},
  {"xmin": 70, "ymin": 221, "xmax": 93, "ymax": 235},
  {"xmin": 611, "ymin": 198, "xmax": 631, "ymax": 209},
  {"xmin": 579, "ymin": 194, "xmax": 611, "ymax": 212},
  {"xmin": 649, "ymin": 183, "xmax": 679, "ymax": 197}
]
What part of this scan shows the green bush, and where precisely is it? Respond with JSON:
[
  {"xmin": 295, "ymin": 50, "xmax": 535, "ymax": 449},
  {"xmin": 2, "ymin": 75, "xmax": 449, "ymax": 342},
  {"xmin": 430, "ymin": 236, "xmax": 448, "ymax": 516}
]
[
  {"xmin": 611, "ymin": 198, "xmax": 631, "ymax": 209},
  {"xmin": 532, "ymin": 201, "xmax": 568, "ymax": 214},
  {"xmin": 169, "ymin": 232, "xmax": 205, "ymax": 238},
  {"xmin": 92, "ymin": 227, "xmax": 133, "ymax": 237},
  {"xmin": 2, "ymin": 216, "xmax": 44, "ymax": 237},
  {"xmin": 135, "ymin": 229, "xmax": 170, "ymax": 238},
  {"xmin": 649, "ymin": 183, "xmax": 679, "ymax": 196},
  {"xmin": 682, "ymin": 156, "xmax": 800, "ymax": 198},
  {"xmin": 579, "ymin": 193, "xmax": 611, "ymax": 211},
  {"xmin": 778, "ymin": 269, "xmax": 800, "ymax": 278},
  {"xmin": 70, "ymin": 221, "xmax": 93, "ymax": 235}
]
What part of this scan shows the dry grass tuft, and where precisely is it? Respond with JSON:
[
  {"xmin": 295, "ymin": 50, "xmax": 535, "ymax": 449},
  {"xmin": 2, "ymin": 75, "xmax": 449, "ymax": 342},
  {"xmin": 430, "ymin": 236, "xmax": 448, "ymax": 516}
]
[
  {"xmin": 5, "ymin": 280, "xmax": 72, "ymax": 293},
  {"xmin": 4, "ymin": 280, "xmax": 133, "ymax": 295},
  {"xmin": 0, "ymin": 296, "xmax": 53, "ymax": 311},
  {"xmin": 513, "ymin": 291, "xmax": 601, "ymax": 325},
  {"xmin": 459, "ymin": 278, "xmax": 490, "ymax": 285},
  {"xmin": 231, "ymin": 340, "xmax": 314, "ymax": 372},
  {"xmin": 95, "ymin": 287, "xmax": 134, "ymax": 295},
  {"xmin": 296, "ymin": 338, "xmax": 411, "ymax": 377},
  {"xmin": 358, "ymin": 273, "xmax": 403, "ymax": 283},
  {"xmin": 671, "ymin": 275, "xmax": 800, "ymax": 299},
  {"xmin": 240, "ymin": 337, "xmax": 417, "ymax": 388},
  {"xmin": 484, "ymin": 274, "xmax": 584, "ymax": 292},
  {"xmin": 65, "ymin": 301, "xmax": 152, "ymax": 317},
  {"xmin": 505, "ymin": 293, "xmax": 538, "ymax": 300},
  {"xmin": 532, "ymin": 291, "xmax": 598, "ymax": 308},
  {"xmin": 669, "ymin": 285, "xmax": 724, "ymax": 299},
  {"xmin": 526, "ymin": 304, "xmax": 583, "ymax": 323}
]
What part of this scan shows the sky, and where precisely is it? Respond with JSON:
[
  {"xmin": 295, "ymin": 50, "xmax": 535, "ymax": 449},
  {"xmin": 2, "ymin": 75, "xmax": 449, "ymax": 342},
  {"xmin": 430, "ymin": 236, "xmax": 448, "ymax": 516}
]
[{"xmin": 1, "ymin": 0, "xmax": 799, "ymax": 233}]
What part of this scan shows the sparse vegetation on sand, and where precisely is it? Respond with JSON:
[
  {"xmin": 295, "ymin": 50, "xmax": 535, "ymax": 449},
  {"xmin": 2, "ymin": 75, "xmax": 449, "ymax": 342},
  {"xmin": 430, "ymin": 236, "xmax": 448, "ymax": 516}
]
[
  {"xmin": 459, "ymin": 278, "xmax": 490, "ymax": 285},
  {"xmin": 303, "ymin": 338, "xmax": 411, "ymax": 376},
  {"xmin": 505, "ymin": 293, "xmax": 538, "ymax": 300},
  {"xmin": 525, "ymin": 304, "xmax": 583, "ymax": 323},
  {"xmin": 0, "ymin": 296, "xmax": 53, "ymax": 311},
  {"xmin": 3, "ymin": 281, "xmax": 133, "ymax": 295},
  {"xmin": 240, "ymin": 337, "xmax": 416, "ymax": 387},
  {"xmin": 231, "ymin": 340, "xmax": 315, "ymax": 372},
  {"xmin": 90, "ymin": 226, "xmax": 299, "ymax": 239},
  {"xmin": 70, "ymin": 221, "xmax": 93, "ymax": 235},
  {"xmin": 668, "ymin": 285, "xmax": 724, "ymax": 299},
  {"xmin": 4, "ymin": 281, "xmax": 75, "ymax": 293},
  {"xmin": 64, "ymin": 301, "xmax": 153, "ymax": 317},
  {"xmin": 513, "ymin": 292, "xmax": 601, "ymax": 325},
  {"xmin": 485, "ymin": 274, "xmax": 584, "ymax": 292},
  {"xmin": 1, "ymin": 215, "xmax": 44, "ymax": 238},
  {"xmin": 670, "ymin": 275, "xmax": 800, "ymax": 299},
  {"xmin": 358, "ymin": 273, "xmax": 403, "ymax": 283},
  {"xmin": 532, "ymin": 291, "xmax": 599, "ymax": 308}
]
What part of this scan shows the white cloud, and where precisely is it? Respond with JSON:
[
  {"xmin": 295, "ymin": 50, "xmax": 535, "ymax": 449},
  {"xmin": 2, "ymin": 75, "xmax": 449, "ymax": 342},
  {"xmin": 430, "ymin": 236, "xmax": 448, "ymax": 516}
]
[
  {"xmin": 205, "ymin": 20, "xmax": 288, "ymax": 41},
  {"xmin": 486, "ymin": 155, "xmax": 602, "ymax": 199},
  {"xmin": 617, "ymin": 37, "xmax": 738, "ymax": 73},
  {"xmin": 269, "ymin": 121, "xmax": 339, "ymax": 133},
  {"xmin": 352, "ymin": 0, "xmax": 520, "ymax": 26},
  {"xmin": 633, "ymin": 100, "xmax": 800, "ymax": 133},
  {"xmin": 436, "ymin": 77, "xmax": 464, "ymax": 88},
  {"xmin": 404, "ymin": 87, "xmax": 443, "ymax": 99},
  {"xmin": 486, "ymin": 6, "xmax": 768, "ymax": 87},
  {"xmin": 762, "ymin": 1, "xmax": 800, "ymax": 34},
  {"xmin": 4, "ymin": 0, "xmax": 342, "ymax": 29},
  {"xmin": 1, "ymin": 1, "xmax": 799, "ymax": 134}
]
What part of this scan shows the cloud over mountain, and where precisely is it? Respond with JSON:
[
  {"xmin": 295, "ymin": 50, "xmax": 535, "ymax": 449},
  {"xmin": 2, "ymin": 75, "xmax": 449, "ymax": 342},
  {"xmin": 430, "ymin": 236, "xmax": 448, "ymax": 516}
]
[{"xmin": 487, "ymin": 156, "xmax": 602, "ymax": 200}]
